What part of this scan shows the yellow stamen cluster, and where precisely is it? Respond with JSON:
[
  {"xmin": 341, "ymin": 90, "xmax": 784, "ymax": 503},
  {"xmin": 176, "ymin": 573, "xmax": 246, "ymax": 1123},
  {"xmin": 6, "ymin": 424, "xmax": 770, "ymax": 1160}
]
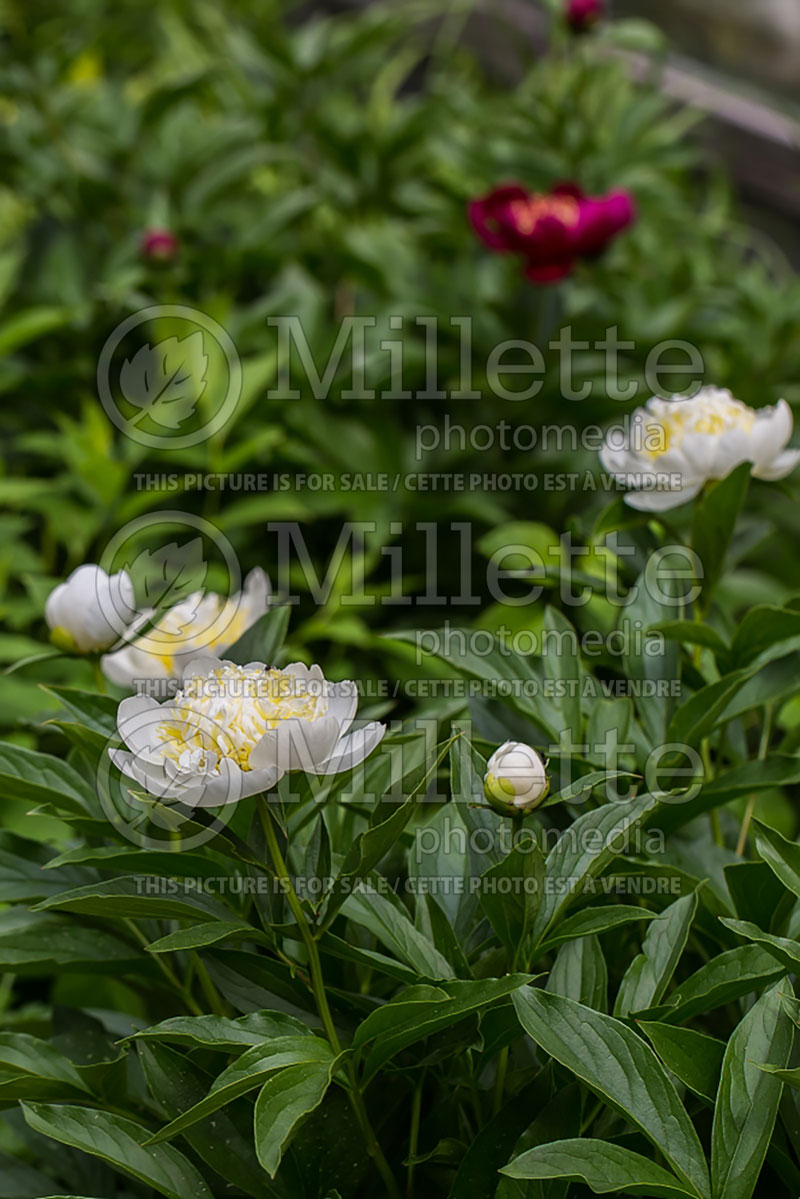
[
  {"xmin": 642, "ymin": 393, "xmax": 756, "ymax": 461},
  {"xmin": 156, "ymin": 664, "xmax": 327, "ymax": 772}
]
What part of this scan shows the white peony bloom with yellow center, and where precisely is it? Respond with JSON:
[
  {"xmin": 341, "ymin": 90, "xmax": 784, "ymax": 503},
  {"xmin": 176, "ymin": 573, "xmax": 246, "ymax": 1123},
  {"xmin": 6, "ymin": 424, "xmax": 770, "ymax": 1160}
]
[
  {"xmin": 109, "ymin": 656, "xmax": 386, "ymax": 806},
  {"xmin": 45, "ymin": 564, "xmax": 136, "ymax": 653},
  {"xmin": 599, "ymin": 387, "xmax": 800, "ymax": 511},
  {"xmin": 101, "ymin": 567, "xmax": 269, "ymax": 692}
]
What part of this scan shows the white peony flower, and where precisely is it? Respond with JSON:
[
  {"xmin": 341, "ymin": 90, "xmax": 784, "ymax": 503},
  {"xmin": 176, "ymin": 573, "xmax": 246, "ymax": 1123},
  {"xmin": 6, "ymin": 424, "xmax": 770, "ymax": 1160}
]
[
  {"xmin": 599, "ymin": 387, "xmax": 800, "ymax": 512},
  {"xmin": 484, "ymin": 741, "xmax": 549, "ymax": 814},
  {"xmin": 101, "ymin": 567, "xmax": 270, "ymax": 692},
  {"xmin": 45, "ymin": 564, "xmax": 136, "ymax": 653},
  {"xmin": 109, "ymin": 656, "xmax": 386, "ymax": 807}
]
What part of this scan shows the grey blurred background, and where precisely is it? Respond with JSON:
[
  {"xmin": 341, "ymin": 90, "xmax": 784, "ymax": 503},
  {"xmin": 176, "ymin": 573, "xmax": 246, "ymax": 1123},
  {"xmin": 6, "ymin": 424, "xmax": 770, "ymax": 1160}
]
[{"xmin": 619, "ymin": 0, "xmax": 800, "ymax": 100}]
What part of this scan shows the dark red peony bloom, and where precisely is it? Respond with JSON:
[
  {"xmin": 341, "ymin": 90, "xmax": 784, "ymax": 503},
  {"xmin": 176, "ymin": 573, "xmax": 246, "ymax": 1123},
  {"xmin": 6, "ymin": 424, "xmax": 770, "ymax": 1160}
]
[
  {"xmin": 566, "ymin": 0, "xmax": 604, "ymax": 32},
  {"xmin": 140, "ymin": 228, "xmax": 180, "ymax": 261},
  {"xmin": 468, "ymin": 182, "xmax": 635, "ymax": 283}
]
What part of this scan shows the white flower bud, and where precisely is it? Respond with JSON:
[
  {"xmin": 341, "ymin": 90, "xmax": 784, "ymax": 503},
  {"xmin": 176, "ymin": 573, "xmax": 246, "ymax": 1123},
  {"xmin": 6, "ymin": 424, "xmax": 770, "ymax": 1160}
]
[
  {"xmin": 484, "ymin": 741, "xmax": 549, "ymax": 814},
  {"xmin": 45, "ymin": 564, "xmax": 135, "ymax": 653}
]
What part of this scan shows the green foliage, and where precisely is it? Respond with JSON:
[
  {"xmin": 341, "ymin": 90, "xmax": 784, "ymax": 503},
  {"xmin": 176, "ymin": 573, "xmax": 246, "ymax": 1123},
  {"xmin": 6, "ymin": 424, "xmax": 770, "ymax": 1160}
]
[{"xmin": 3, "ymin": 1, "xmax": 800, "ymax": 1198}]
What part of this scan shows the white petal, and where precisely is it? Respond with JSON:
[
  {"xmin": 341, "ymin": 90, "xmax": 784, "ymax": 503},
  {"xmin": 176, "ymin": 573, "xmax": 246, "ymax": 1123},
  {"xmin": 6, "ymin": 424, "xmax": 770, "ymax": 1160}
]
[
  {"xmin": 318, "ymin": 722, "xmax": 386, "ymax": 775},
  {"xmin": 753, "ymin": 447, "xmax": 800, "ymax": 481},
  {"xmin": 180, "ymin": 655, "xmax": 227, "ymax": 683},
  {"xmin": 115, "ymin": 694, "xmax": 167, "ymax": 761},
  {"xmin": 242, "ymin": 566, "xmax": 271, "ymax": 615},
  {"xmin": 44, "ymin": 582, "xmax": 69, "ymax": 632},
  {"xmin": 623, "ymin": 482, "xmax": 703, "ymax": 512},
  {"xmin": 249, "ymin": 715, "xmax": 342, "ymax": 774},
  {"xmin": 749, "ymin": 401, "xmax": 795, "ymax": 470},
  {"xmin": 325, "ymin": 681, "xmax": 359, "ymax": 736}
]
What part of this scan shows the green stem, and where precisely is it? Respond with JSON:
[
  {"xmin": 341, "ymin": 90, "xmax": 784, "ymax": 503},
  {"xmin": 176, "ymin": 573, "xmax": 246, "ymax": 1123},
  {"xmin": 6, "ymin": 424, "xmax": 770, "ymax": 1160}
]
[
  {"xmin": 736, "ymin": 704, "xmax": 773, "ymax": 857},
  {"xmin": 700, "ymin": 739, "xmax": 722, "ymax": 846},
  {"xmin": 124, "ymin": 920, "xmax": 203, "ymax": 1016},
  {"xmin": 191, "ymin": 951, "xmax": 228, "ymax": 1017},
  {"xmin": 257, "ymin": 796, "xmax": 401, "ymax": 1199},
  {"xmin": 406, "ymin": 1073, "xmax": 425, "ymax": 1199},
  {"xmin": 493, "ymin": 1045, "xmax": 509, "ymax": 1117},
  {"xmin": 92, "ymin": 658, "xmax": 107, "ymax": 693}
]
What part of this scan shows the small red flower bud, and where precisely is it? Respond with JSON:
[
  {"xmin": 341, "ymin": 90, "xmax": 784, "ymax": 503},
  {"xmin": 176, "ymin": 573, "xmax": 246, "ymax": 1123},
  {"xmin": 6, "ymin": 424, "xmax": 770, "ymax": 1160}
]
[
  {"xmin": 140, "ymin": 228, "xmax": 179, "ymax": 262},
  {"xmin": 566, "ymin": 0, "xmax": 604, "ymax": 33},
  {"xmin": 468, "ymin": 181, "xmax": 635, "ymax": 285}
]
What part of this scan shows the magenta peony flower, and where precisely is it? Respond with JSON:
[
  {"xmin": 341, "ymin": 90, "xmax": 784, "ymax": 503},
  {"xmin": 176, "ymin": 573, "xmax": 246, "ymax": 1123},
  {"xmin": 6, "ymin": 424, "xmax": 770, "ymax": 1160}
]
[
  {"xmin": 468, "ymin": 182, "xmax": 635, "ymax": 283},
  {"xmin": 140, "ymin": 228, "xmax": 179, "ymax": 261},
  {"xmin": 566, "ymin": 0, "xmax": 604, "ymax": 33}
]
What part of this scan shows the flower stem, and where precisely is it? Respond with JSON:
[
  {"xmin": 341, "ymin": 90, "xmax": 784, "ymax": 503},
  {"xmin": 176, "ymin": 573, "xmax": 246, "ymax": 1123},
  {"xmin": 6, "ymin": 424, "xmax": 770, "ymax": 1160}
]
[
  {"xmin": 257, "ymin": 796, "xmax": 401, "ymax": 1199},
  {"xmin": 92, "ymin": 658, "xmax": 106, "ymax": 693},
  {"xmin": 124, "ymin": 920, "xmax": 204, "ymax": 1016},
  {"xmin": 737, "ymin": 704, "xmax": 773, "ymax": 857},
  {"xmin": 493, "ymin": 1045, "xmax": 509, "ymax": 1116},
  {"xmin": 406, "ymin": 1072, "xmax": 424, "ymax": 1199}
]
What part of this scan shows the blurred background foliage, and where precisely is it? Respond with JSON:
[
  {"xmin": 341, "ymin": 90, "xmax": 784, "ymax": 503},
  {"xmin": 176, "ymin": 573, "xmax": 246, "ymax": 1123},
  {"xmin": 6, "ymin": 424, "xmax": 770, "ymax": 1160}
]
[{"xmin": 2, "ymin": 0, "xmax": 800, "ymax": 746}]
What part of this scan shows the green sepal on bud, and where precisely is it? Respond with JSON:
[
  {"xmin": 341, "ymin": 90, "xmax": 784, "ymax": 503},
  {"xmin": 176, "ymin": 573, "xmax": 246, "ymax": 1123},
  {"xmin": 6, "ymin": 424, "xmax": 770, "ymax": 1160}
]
[
  {"xmin": 48, "ymin": 626, "xmax": 80, "ymax": 654},
  {"xmin": 483, "ymin": 741, "xmax": 550, "ymax": 815}
]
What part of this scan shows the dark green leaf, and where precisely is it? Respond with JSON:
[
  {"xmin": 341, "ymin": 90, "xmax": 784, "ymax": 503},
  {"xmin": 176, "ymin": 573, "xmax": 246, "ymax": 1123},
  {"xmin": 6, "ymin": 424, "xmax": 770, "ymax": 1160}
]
[
  {"xmin": 512, "ymin": 987, "xmax": 710, "ymax": 1198},
  {"xmin": 502, "ymin": 1138, "xmax": 695, "ymax": 1197},
  {"xmin": 711, "ymin": 980, "xmax": 794, "ymax": 1199},
  {"xmin": 638, "ymin": 1022, "xmax": 725, "ymax": 1103},
  {"xmin": 546, "ymin": 935, "xmax": 607, "ymax": 1010},
  {"xmin": 148, "ymin": 1036, "xmax": 334, "ymax": 1143},
  {"xmin": 22, "ymin": 1103, "xmax": 212, "ymax": 1199},
  {"xmin": 615, "ymin": 891, "xmax": 698, "ymax": 1016},
  {"xmin": 254, "ymin": 1059, "xmax": 335, "ymax": 1177}
]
